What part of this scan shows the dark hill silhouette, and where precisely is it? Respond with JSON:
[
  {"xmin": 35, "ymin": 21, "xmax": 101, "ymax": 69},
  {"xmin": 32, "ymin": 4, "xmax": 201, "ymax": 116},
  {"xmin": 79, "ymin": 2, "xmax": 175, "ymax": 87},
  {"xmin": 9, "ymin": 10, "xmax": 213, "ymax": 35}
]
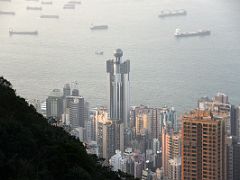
[{"xmin": 0, "ymin": 77, "xmax": 134, "ymax": 180}]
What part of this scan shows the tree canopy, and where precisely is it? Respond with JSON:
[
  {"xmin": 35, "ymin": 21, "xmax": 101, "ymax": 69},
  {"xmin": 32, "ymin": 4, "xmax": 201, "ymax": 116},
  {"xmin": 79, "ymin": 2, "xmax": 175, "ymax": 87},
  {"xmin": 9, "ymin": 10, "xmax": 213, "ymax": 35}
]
[{"xmin": 0, "ymin": 77, "xmax": 134, "ymax": 180}]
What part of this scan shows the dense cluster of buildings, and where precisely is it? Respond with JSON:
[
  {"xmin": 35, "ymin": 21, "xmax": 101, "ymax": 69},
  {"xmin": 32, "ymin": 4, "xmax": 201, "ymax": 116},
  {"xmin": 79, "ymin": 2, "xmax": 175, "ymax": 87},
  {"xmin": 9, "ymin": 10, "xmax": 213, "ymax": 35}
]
[{"xmin": 32, "ymin": 49, "xmax": 240, "ymax": 180}]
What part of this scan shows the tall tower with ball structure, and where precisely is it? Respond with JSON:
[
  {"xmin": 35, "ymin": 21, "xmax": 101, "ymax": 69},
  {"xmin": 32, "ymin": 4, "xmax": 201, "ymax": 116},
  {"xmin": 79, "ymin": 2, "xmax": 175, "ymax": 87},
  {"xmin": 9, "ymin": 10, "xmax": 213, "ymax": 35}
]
[{"xmin": 106, "ymin": 49, "xmax": 130, "ymax": 129}]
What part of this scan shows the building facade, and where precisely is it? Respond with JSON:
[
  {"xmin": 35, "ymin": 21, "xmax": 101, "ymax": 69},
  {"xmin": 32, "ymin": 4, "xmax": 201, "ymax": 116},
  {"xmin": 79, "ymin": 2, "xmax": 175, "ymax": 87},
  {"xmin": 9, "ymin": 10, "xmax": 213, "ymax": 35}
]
[
  {"xmin": 168, "ymin": 157, "xmax": 181, "ymax": 180},
  {"xmin": 46, "ymin": 89, "xmax": 63, "ymax": 119},
  {"xmin": 181, "ymin": 110, "xmax": 226, "ymax": 180},
  {"xmin": 106, "ymin": 49, "xmax": 130, "ymax": 128},
  {"xmin": 162, "ymin": 128, "xmax": 181, "ymax": 177}
]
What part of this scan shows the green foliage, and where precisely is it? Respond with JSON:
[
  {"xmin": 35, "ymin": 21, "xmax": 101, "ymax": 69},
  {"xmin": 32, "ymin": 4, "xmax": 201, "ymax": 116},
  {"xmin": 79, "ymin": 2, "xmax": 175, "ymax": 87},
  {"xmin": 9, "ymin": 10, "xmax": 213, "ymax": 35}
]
[{"xmin": 0, "ymin": 77, "xmax": 134, "ymax": 180}]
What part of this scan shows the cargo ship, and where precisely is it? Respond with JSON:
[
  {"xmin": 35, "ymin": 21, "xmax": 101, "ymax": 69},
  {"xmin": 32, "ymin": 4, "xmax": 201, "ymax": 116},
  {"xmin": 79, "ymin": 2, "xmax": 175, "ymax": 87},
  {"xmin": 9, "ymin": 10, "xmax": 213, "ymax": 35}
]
[
  {"xmin": 68, "ymin": 1, "xmax": 81, "ymax": 4},
  {"xmin": 9, "ymin": 29, "xmax": 38, "ymax": 36},
  {"xmin": 0, "ymin": 11, "xmax": 15, "ymax": 15},
  {"xmin": 26, "ymin": 6, "xmax": 42, "ymax": 11},
  {"xmin": 174, "ymin": 28, "xmax": 211, "ymax": 38},
  {"xmin": 40, "ymin": 14, "xmax": 59, "ymax": 19},
  {"xmin": 41, "ymin": 1, "xmax": 52, "ymax": 5},
  {"xmin": 90, "ymin": 25, "xmax": 108, "ymax": 30},
  {"xmin": 159, "ymin": 9, "xmax": 187, "ymax": 18}
]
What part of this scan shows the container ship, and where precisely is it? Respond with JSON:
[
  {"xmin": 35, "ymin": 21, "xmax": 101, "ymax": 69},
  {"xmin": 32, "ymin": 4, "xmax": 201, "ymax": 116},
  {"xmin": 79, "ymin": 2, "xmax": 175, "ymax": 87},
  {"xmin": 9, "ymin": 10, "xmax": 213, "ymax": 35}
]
[
  {"xmin": 41, "ymin": 1, "xmax": 52, "ymax": 5},
  {"xmin": 0, "ymin": 11, "xmax": 15, "ymax": 15},
  {"xmin": 9, "ymin": 29, "xmax": 38, "ymax": 36},
  {"xmin": 25, "ymin": 0, "xmax": 39, "ymax": 2},
  {"xmin": 68, "ymin": 1, "xmax": 81, "ymax": 4},
  {"xmin": 90, "ymin": 25, "xmax": 108, "ymax": 30},
  {"xmin": 174, "ymin": 28, "xmax": 211, "ymax": 38},
  {"xmin": 40, "ymin": 15, "xmax": 59, "ymax": 19},
  {"xmin": 26, "ymin": 6, "xmax": 42, "ymax": 11},
  {"xmin": 159, "ymin": 9, "xmax": 187, "ymax": 18}
]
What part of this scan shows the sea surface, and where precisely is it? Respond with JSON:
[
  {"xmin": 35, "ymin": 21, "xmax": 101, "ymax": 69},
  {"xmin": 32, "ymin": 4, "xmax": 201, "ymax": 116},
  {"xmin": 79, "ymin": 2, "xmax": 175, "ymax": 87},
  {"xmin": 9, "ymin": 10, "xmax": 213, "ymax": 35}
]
[{"xmin": 1, "ymin": 0, "xmax": 240, "ymax": 113}]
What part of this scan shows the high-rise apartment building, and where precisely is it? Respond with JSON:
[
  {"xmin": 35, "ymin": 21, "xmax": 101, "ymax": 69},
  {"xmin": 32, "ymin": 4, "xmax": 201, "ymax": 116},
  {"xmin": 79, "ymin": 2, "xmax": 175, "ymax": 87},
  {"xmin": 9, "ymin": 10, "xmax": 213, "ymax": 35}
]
[
  {"xmin": 233, "ymin": 137, "xmax": 240, "ymax": 180},
  {"xmin": 133, "ymin": 154, "xmax": 144, "ymax": 179},
  {"xmin": 122, "ymin": 148, "xmax": 135, "ymax": 175},
  {"xmin": 168, "ymin": 157, "xmax": 181, "ymax": 180},
  {"xmin": 89, "ymin": 108, "xmax": 98, "ymax": 141},
  {"xmin": 198, "ymin": 93, "xmax": 232, "ymax": 136},
  {"xmin": 230, "ymin": 105, "xmax": 237, "ymax": 136},
  {"xmin": 181, "ymin": 110, "xmax": 226, "ymax": 180},
  {"xmin": 110, "ymin": 150, "xmax": 123, "ymax": 172},
  {"xmin": 226, "ymin": 136, "xmax": 233, "ymax": 180},
  {"xmin": 152, "ymin": 138, "xmax": 160, "ymax": 155},
  {"xmin": 152, "ymin": 138, "xmax": 161, "ymax": 169},
  {"xmin": 162, "ymin": 128, "xmax": 181, "ymax": 177},
  {"xmin": 235, "ymin": 106, "xmax": 240, "ymax": 139},
  {"xmin": 214, "ymin": 92, "xmax": 229, "ymax": 104},
  {"xmin": 132, "ymin": 105, "xmax": 177, "ymax": 140},
  {"xmin": 62, "ymin": 84, "xmax": 89, "ymax": 129},
  {"xmin": 106, "ymin": 49, "xmax": 130, "ymax": 128},
  {"xmin": 94, "ymin": 108, "xmax": 124, "ymax": 159},
  {"xmin": 102, "ymin": 121, "xmax": 114, "ymax": 159},
  {"xmin": 95, "ymin": 108, "xmax": 110, "ymax": 158}
]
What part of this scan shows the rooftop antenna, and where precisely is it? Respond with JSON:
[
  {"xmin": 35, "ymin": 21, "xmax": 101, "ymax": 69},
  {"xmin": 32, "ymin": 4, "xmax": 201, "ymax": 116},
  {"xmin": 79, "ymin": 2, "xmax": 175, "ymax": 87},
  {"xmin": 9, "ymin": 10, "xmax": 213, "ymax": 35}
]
[{"xmin": 71, "ymin": 81, "xmax": 79, "ymax": 89}]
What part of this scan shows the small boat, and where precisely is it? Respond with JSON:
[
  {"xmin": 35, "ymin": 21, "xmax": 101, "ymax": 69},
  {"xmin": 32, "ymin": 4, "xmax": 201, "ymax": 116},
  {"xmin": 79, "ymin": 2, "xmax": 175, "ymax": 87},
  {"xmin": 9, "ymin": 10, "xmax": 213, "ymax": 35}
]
[
  {"xmin": 90, "ymin": 25, "xmax": 108, "ymax": 30},
  {"xmin": 9, "ymin": 29, "xmax": 38, "ymax": 36},
  {"xmin": 159, "ymin": 9, "xmax": 187, "ymax": 18},
  {"xmin": 95, "ymin": 51, "xmax": 104, "ymax": 55},
  {"xmin": 26, "ymin": 6, "xmax": 42, "ymax": 11},
  {"xmin": 0, "ymin": 11, "xmax": 15, "ymax": 15},
  {"xmin": 40, "ymin": 14, "xmax": 59, "ymax": 19},
  {"xmin": 174, "ymin": 28, "xmax": 211, "ymax": 38}
]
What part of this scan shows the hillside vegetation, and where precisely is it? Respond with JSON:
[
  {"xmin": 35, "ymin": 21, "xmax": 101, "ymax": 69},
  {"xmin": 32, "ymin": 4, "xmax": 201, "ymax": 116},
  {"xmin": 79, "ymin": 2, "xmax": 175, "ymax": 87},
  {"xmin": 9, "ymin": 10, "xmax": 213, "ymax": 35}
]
[{"xmin": 0, "ymin": 77, "xmax": 133, "ymax": 180}]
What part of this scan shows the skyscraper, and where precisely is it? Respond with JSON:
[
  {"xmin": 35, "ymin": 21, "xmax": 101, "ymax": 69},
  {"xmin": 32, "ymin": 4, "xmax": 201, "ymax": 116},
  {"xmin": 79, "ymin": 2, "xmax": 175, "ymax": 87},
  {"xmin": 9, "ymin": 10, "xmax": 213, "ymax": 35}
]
[
  {"xmin": 63, "ymin": 83, "xmax": 71, "ymax": 98},
  {"xmin": 72, "ymin": 88, "xmax": 79, "ymax": 96},
  {"xmin": 106, "ymin": 49, "xmax": 130, "ymax": 128},
  {"xmin": 235, "ymin": 106, "xmax": 240, "ymax": 139},
  {"xmin": 46, "ymin": 89, "xmax": 63, "ymax": 120},
  {"xmin": 95, "ymin": 108, "xmax": 115, "ymax": 159},
  {"xmin": 233, "ymin": 137, "xmax": 240, "ymax": 180},
  {"xmin": 102, "ymin": 121, "xmax": 114, "ymax": 159},
  {"xmin": 68, "ymin": 96, "xmax": 85, "ymax": 128},
  {"xmin": 64, "ymin": 88, "xmax": 85, "ymax": 128},
  {"xmin": 89, "ymin": 108, "xmax": 98, "ymax": 141},
  {"xmin": 181, "ymin": 110, "xmax": 227, "ymax": 180},
  {"xmin": 226, "ymin": 136, "xmax": 233, "ymax": 180},
  {"xmin": 214, "ymin": 92, "xmax": 229, "ymax": 104},
  {"xmin": 96, "ymin": 109, "xmax": 109, "ymax": 158},
  {"xmin": 111, "ymin": 119, "xmax": 125, "ymax": 153}
]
